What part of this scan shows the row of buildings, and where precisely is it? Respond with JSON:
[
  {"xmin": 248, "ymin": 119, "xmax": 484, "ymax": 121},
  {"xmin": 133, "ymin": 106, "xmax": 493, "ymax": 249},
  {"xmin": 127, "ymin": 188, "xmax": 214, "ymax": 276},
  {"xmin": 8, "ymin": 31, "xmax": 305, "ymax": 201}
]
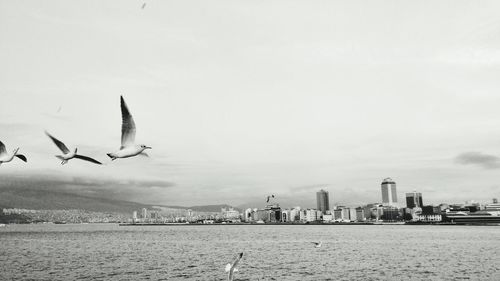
[{"xmin": 129, "ymin": 178, "xmax": 499, "ymax": 224}]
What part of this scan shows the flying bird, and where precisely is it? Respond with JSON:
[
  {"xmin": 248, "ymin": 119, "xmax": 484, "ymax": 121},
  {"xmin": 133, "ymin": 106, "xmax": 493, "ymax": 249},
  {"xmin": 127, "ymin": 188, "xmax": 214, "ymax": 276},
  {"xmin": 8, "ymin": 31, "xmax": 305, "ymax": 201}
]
[
  {"xmin": 225, "ymin": 252, "xmax": 243, "ymax": 281},
  {"xmin": 0, "ymin": 141, "xmax": 27, "ymax": 165},
  {"xmin": 107, "ymin": 95, "xmax": 151, "ymax": 160},
  {"xmin": 45, "ymin": 131, "xmax": 102, "ymax": 165},
  {"xmin": 266, "ymin": 194, "xmax": 275, "ymax": 203},
  {"xmin": 142, "ymin": 2, "xmax": 146, "ymax": 9},
  {"xmin": 312, "ymin": 241, "xmax": 322, "ymax": 248}
]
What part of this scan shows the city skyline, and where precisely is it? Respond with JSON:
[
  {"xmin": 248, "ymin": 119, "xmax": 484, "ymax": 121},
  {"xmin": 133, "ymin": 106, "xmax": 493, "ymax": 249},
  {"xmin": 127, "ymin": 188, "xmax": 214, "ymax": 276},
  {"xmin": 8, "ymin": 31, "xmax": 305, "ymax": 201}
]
[{"xmin": 1, "ymin": 1, "xmax": 500, "ymax": 207}]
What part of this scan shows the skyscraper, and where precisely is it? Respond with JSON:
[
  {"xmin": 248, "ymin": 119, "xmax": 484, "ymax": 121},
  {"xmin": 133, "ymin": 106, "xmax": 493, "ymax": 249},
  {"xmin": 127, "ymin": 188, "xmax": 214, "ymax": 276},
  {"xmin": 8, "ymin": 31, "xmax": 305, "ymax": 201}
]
[
  {"xmin": 405, "ymin": 191, "xmax": 423, "ymax": 208},
  {"xmin": 316, "ymin": 189, "xmax": 330, "ymax": 214},
  {"xmin": 381, "ymin": 178, "xmax": 397, "ymax": 206}
]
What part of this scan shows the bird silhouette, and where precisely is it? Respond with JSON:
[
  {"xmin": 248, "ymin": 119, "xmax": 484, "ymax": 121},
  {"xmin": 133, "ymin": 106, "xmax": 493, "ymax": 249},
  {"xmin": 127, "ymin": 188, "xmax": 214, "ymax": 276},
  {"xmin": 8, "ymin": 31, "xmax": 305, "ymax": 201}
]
[
  {"xmin": 45, "ymin": 131, "xmax": 101, "ymax": 165},
  {"xmin": 0, "ymin": 141, "xmax": 27, "ymax": 165},
  {"xmin": 107, "ymin": 96, "xmax": 151, "ymax": 160}
]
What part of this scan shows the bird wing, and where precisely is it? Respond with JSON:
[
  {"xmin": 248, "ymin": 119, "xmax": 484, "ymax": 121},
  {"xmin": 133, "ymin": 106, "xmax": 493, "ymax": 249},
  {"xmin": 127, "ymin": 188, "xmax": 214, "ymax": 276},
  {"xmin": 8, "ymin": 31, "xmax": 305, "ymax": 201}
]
[
  {"xmin": 120, "ymin": 95, "xmax": 136, "ymax": 148},
  {"xmin": 0, "ymin": 141, "xmax": 6, "ymax": 156},
  {"xmin": 15, "ymin": 154, "xmax": 27, "ymax": 162},
  {"xmin": 74, "ymin": 154, "xmax": 102, "ymax": 165},
  {"xmin": 231, "ymin": 253, "xmax": 243, "ymax": 269},
  {"xmin": 45, "ymin": 131, "xmax": 70, "ymax": 153},
  {"xmin": 228, "ymin": 253, "xmax": 243, "ymax": 280}
]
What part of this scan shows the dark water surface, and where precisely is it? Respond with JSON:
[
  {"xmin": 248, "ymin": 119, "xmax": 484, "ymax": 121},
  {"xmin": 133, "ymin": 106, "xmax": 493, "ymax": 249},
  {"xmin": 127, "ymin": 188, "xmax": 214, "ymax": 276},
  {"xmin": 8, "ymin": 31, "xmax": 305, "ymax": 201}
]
[{"xmin": 1, "ymin": 224, "xmax": 499, "ymax": 280}]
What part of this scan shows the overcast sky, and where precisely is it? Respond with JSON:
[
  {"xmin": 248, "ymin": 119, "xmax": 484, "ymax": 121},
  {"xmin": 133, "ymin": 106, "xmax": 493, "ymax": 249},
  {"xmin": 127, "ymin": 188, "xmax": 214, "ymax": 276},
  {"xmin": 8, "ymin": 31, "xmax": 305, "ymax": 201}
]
[{"xmin": 1, "ymin": 0, "xmax": 500, "ymax": 207}]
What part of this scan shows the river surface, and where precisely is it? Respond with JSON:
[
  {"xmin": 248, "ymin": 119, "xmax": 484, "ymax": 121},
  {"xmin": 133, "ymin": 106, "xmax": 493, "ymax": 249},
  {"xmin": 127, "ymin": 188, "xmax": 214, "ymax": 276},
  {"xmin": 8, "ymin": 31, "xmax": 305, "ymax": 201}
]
[{"xmin": 1, "ymin": 224, "xmax": 499, "ymax": 280}]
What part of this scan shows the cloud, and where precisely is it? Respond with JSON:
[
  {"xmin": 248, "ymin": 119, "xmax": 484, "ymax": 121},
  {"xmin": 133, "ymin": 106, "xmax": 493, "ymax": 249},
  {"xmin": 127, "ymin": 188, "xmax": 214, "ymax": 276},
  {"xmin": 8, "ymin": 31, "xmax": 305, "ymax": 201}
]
[
  {"xmin": 455, "ymin": 152, "xmax": 500, "ymax": 169},
  {"xmin": 0, "ymin": 173, "xmax": 175, "ymax": 205}
]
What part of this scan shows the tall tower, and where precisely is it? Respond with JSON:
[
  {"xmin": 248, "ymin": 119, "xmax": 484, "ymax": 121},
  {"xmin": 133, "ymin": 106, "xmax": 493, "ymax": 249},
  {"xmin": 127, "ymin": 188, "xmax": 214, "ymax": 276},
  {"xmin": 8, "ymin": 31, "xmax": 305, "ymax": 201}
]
[
  {"xmin": 381, "ymin": 178, "xmax": 397, "ymax": 206},
  {"xmin": 405, "ymin": 191, "xmax": 423, "ymax": 209},
  {"xmin": 316, "ymin": 189, "xmax": 330, "ymax": 214}
]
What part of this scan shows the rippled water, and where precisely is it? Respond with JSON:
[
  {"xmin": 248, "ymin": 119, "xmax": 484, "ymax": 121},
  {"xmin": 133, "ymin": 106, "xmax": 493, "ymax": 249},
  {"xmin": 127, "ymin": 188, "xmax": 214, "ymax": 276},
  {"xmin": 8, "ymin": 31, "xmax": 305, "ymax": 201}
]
[{"xmin": 1, "ymin": 224, "xmax": 499, "ymax": 280}]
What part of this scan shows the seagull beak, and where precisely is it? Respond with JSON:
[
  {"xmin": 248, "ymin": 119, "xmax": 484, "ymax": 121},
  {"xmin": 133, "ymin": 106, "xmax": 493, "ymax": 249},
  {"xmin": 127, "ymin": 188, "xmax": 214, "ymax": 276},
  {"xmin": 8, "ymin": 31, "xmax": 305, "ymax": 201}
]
[{"xmin": 145, "ymin": 146, "xmax": 152, "ymax": 149}]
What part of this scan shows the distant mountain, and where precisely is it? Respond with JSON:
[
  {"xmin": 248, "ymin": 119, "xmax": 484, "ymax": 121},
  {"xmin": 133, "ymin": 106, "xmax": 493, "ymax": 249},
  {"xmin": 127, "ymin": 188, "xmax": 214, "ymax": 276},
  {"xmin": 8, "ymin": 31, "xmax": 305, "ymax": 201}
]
[
  {"xmin": 0, "ymin": 174, "xmax": 236, "ymax": 214},
  {"xmin": 0, "ymin": 175, "xmax": 151, "ymax": 213},
  {"xmin": 0, "ymin": 185, "xmax": 151, "ymax": 214},
  {"xmin": 159, "ymin": 204, "xmax": 240, "ymax": 213}
]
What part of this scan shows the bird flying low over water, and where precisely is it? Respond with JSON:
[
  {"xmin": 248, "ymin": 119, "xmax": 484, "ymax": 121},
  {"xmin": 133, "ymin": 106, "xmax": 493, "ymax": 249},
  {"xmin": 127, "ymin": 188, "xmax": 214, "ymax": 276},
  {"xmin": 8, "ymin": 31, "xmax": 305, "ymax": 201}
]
[
  {"xmin": 45, "ymin": 131, "xmax": 102, "ymax": 165},
  {"xmin": 0, "ymin": 141, "xmax": 27, "ymax": 165},
  {"xmin": 225, "ymin": 252, "xmax": 243, "ymax": 281},
  {"xmin": 312, "ymin": 241, "xmax": 322, "ymax": 248},
  {"xmin": 107, "ymin": 96, "xmax": 151, "ymax": 160}
]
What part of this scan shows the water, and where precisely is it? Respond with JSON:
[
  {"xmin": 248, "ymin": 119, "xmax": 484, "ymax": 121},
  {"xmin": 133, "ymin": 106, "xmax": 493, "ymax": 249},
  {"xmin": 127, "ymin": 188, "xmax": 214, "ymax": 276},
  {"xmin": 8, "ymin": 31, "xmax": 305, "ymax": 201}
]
[{"xmin": 1, "ymin": 224, "xmax": 499, "ymax": 280}]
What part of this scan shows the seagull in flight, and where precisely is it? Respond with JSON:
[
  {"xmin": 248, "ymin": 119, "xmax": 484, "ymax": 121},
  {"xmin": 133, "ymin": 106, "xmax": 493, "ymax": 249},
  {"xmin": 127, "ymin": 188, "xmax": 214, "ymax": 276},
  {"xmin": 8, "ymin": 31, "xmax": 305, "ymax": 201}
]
[
  {"xmin": 312, "ymin": 241, "xmax": 322, "ymax": 248},
  {"xmin": 0, "ymin": 141, "xmax": 27, "ymax": 165},
  {"xmin": 142, "ymin": 2, "xmax": 147, "ymax": 9},
  {"xmin": 266, "ymin": 194, "xmax": 275, "ymax": 203},
  {"xmin": 45, "ymin": 131, "xmax": 102, "ymax": 165},
  {"xmin": 107, "ymin": 96, "xmax": 151, "ymax": 160},
  {"xmin": 225, "ymin": 252, "xmax": 243, "ymax": 281}
]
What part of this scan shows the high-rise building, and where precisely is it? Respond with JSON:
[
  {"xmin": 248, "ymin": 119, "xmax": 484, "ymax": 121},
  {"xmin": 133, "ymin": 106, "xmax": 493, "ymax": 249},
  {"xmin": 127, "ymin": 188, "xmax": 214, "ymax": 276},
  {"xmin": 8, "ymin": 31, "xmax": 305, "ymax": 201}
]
[
  {"xmin": 316, "ymin": 189, "xmax": 330, "ymax": 214},
  {"xmin": 381, "ymin": 178, "xmax": 397, "ymax": 206},
  {"xmin": 406, "ymin": 191, "xmax": 423, "ymax": 209}
]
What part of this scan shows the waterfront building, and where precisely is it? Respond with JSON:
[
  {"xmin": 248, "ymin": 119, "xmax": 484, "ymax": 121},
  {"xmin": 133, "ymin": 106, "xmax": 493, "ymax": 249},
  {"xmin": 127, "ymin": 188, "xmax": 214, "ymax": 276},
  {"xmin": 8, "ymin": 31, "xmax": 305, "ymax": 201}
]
[
  {"xmin": 422, "ymin": 205, "xmax": 441, "ymax": 216},
  {"xmin": 485, "ymin": 203, "xmax": 500, "ymax": 211},
  {"xmin": 341, "ymin": 208, "xmax": 351, "ymax": 221},
  {"xmin": 305, "ymin": 209, "xmax": 319, "ymax": 222},
  {"xmin": 221, "ymin": 207, "xmax": 240, "ymax": 220},
  {"xmin": 333, "ymin": 209, "xmax": 342, "ymax": 221},
  {"xmin": 493, "ymin": 198, "xmax": 498, "ymax": 204},
  {"xmin": 142, "ymin": 208, "xmax": 148, "ymax": 220},
  {"xmin": 290, "ymin": 207, "xmax": 301, "ymax": 221},
  {"xmin": 406, "ymin": 191, "xmax": 423, "ymax": 209},
  {"xmin": 380, "ymin": 206, "xmax": 400, "ymax": 221},
  {"xmin": 322, "ymin": 214, "xmax": 334, "ymax": 222},
  {"xmin": 132, "ymin": 211, "xmax": 137, "ymax": 223},
  {"xmin": 316, "ymin": 189, "xmax": 330, "ymax": 214},
  {"xmin": 381, "ymin": 178, "xmax": 398, "ymax": 206},
  {"xmin": 244, "ymin": 208, "xmax": 253, "ymax": 222},
  {"xmin": 281, "ymin": 209, "xmax": 291, "ymax": 222},
  {"xmin": 355, "ymin": 207, "xmax": 365, "ymax": 221},
  {"xmin": 349, "ymin": 208, "xmax": 357, "ymax": 221}
]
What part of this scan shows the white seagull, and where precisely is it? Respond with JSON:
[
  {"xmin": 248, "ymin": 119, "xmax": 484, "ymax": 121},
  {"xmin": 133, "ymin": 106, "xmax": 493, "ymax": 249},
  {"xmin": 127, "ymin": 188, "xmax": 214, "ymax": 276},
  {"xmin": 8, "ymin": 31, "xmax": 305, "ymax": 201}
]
[
  {"xmin": 0, "ymin": 141, "xmax": 27, "ymax": 165},
  {"xmin": 45, "ymin": 131, "xmax": 102, "ymax": 165},
  {"xmin": 312, "ymin": 241, "xmax": 322, "ymax": 248},
  {"xmin": 225, "ymin": 252, "xmax": 243, "ymax": 281},
  {"xmin": 107, "ymin": 96, "xmax": 151, "ymax": 160}
]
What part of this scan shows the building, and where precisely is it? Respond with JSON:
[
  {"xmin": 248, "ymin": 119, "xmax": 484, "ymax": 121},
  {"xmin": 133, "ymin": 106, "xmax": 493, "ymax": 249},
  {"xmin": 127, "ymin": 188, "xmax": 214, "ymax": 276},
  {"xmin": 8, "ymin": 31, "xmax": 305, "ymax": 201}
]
[
  {"xmin": 355, "ymin": 207, "xmax": 365, "ymax": 221},
  {"xmin": 244, "ymin": 208, "xmax": 253, "ymax": 222},
  {"xmin": 316, "ymin": 189, "xmax": 330, "ymax": 214},
  {"xmin": 142, "ymin": 208, "xmax": 148, "ymax": 220},
  {"xmin": 333, "ymin": 209, "xmax": 343, "ymax": 221},
  {"xmin": 305, "ymin": 209, "xmax": 319, "ymax": 222},
  {"xmin": 381, "ymin": 178, "xmax": 398, "ymax": 206},
  {"xmin": 406, "ymin": 191, "xmax": 423, "ymax": 209},
  {"xmin": 290, "ymin": 207, "xmax": 301, "ymax": 221}
]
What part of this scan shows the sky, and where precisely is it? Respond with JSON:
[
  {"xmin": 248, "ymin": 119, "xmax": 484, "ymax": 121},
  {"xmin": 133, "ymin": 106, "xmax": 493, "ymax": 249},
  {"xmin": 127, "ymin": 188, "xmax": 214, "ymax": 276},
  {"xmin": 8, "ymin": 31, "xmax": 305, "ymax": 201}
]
[{"xmin": 1, "ymin": 0, "xmax": 500, "ymax": 208}]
